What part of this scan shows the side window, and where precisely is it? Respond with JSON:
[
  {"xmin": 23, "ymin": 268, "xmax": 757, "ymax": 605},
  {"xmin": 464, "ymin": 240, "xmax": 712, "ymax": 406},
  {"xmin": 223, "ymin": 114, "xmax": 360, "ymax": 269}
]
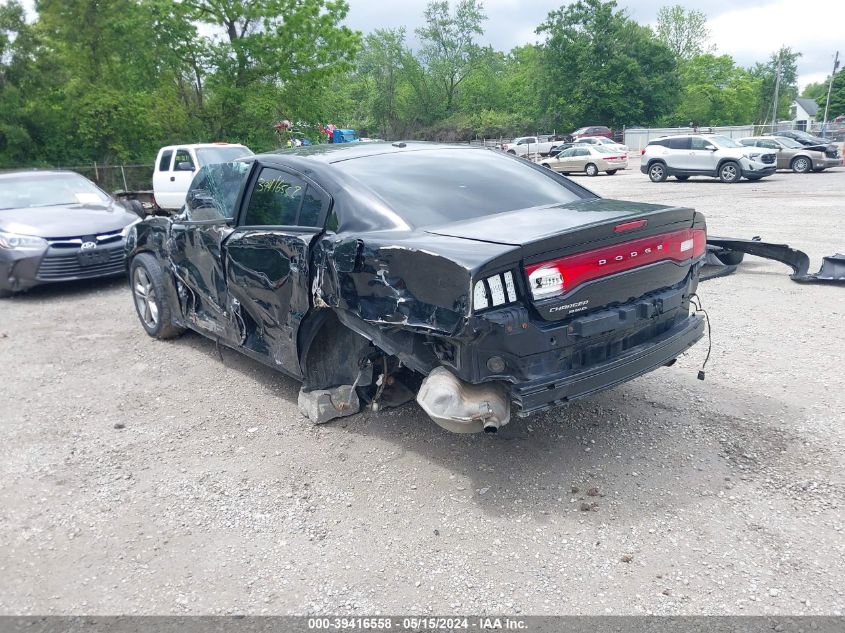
[
  {"xmin": 559, "ymin": 148, "xmax": 576, "ymax": 158},
  {"xmin": 759, "ymin": 140, "xmax": 779, "ymax": 149},
  {"xmin": 299, "ymin": 186, "xmax": 329, "ymax": 227},
  {"xmin": 690, "ymin": 137, "xmax": 710, "ymax": 150},
  {"xmin": 648, "ymin": 139, "xmax": 668, "ymax": 148},
  {"xmin": 244, "ymin": 168, "xmax": 305, "ymax": 226},
  {"xmin": 185, "ymin": 162, "xmax": 251, "ymax": 221},
  {"xmin": 158, "ymin": 150, "xmax": 173, "ymax": 172},
  {"xmin": 576, "ymin": 148, "xmax": 590, "ymax": 156},
  {"xmin": 173, "ymin": 148, "xmax": 195, "ymax": 172},
  {"xmin": 668, "ymin": 137, "xmax": 691, "ymax": 150}
]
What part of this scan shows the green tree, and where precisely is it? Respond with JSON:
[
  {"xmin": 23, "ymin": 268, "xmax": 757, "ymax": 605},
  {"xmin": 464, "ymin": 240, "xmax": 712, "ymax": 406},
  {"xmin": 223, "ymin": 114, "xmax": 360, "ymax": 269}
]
[
  {"xmin": 751, "ymin": 46, "xmax": 801, "ymax": 123},
  {"xmin": 537, "ymin": 0, "xmax": 679, "ymax": 130},
  {"xmin": 668, "ymin": 54, "xmax": 761, "ymax": 126},
  {"xmin": 0, "ymin": 1, "xmax": 34, "ymax": 164},
  {"xmin": 656, "ymin": 5, "xmax": 711, "ymax": 60},
  {"xmin": 804, "ymin": 69, "xmax": 845, "ymax": 121},
  {"xmin": 182, "ymin": 0, "xmax": 361, "ymax": 147},
  {"xmin": 415, "ymin": 0, "xmax": 487, "ymax": 114}
]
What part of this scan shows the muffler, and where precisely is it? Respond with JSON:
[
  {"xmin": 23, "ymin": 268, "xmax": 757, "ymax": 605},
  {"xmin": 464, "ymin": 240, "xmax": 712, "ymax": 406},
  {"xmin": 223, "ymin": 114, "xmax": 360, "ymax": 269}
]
[{"xmin": 416, "ymin": 367, "xmax": 510, "ymax": 434}]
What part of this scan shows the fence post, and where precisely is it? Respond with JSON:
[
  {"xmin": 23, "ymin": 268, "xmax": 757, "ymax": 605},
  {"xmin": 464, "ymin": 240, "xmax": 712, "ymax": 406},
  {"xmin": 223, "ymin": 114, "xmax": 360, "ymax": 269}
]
[
  {"xmin": 93, "ymin": 161, "xmax": 99, "ymax": 184},
  {"xmin": 120, "ymin": 165, "xmax": 128, "ymax": 191}
]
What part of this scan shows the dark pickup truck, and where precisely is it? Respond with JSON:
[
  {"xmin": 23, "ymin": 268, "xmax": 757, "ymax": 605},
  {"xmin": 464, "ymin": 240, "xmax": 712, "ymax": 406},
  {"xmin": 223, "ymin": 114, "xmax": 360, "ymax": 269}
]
[{"xmin": 125, "ymin": 142, "xmax": 706, "ymax": 433}]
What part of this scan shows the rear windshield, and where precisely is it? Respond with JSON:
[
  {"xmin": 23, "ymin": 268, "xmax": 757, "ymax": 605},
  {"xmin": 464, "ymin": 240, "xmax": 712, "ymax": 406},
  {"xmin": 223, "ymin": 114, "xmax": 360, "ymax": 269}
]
[
  {"xmin": 195, "ymin": 146, "xmax": 254, "ymax": 167},
  {"xmin": 334, "ymin": 148, "xmax": 585, "ymax": 227}
]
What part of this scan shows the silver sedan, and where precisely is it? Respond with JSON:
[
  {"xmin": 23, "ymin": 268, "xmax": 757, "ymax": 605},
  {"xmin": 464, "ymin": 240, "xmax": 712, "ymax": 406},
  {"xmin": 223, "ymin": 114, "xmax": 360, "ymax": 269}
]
[{"xmin": 538, "ymin": 145, "xmax": 628, "ymax": 176}]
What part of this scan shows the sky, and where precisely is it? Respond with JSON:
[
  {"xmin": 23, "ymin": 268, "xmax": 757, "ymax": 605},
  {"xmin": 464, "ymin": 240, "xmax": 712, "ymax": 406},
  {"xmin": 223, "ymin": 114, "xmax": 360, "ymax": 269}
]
[{"xmin": 341, "ymin": 0, "xmax": 844, "ymax": 89}]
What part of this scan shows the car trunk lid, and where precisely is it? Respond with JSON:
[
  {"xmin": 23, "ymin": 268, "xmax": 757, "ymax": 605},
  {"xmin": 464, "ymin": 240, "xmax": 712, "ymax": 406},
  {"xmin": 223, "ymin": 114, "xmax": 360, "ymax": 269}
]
[{"xmin": 425, "ymin": 198, "xmax": 703, "ymax": 320}]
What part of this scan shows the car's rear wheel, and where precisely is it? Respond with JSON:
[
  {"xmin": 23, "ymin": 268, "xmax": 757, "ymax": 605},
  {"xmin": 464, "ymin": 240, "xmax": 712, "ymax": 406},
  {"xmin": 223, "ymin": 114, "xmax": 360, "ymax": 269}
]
[
  {"xmin": 606, "ymin": 169, "xmax": 618, "ymax": 175},
  {"xmin": 130, "ymin": 254, "xmax": 185, "ymax": 339},
  {"xmin": 719, "ymin": 161, "xmax": 740, "ymax": 183},
  {"xmin": 541, "ymin": 163, "xmax": 551, "ymax": 169},
  {"xmin": 791, "ymin": 156, "xmax": 811, "ymax": 173},
  {"xmin": 585, "ymin": 163, "xmax": 598, "ymax": 177},
  {"xmin": 675, "ymin": 175, "xmax": 690, "ymax": 181},
  {"xmin": 507, "ymin": 149, "xmax": 516, "ymax": 155},
  {"xmin": 648, "ymin": 162, "xmax": 667, "ymax": 182}
]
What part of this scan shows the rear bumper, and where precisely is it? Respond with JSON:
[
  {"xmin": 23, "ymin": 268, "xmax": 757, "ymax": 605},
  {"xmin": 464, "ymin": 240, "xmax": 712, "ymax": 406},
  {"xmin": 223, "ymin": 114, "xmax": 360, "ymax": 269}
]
[{"xmin": 511, "ymin": 313, "xmax": 704, "ymax": 416}]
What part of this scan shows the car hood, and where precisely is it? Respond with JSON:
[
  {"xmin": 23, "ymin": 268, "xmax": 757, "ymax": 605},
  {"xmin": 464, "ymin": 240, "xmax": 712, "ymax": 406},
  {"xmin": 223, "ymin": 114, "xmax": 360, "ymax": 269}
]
[{"xmin": 0, "ymin": 202, "xmax": 138, "ymax": 238}]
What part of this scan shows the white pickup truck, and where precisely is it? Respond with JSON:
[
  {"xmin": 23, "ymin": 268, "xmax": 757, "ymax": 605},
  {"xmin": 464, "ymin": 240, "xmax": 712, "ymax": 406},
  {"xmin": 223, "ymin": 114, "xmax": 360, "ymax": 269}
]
[
  {"xmin": 500, "ymin": 136, "xmax": 560, "ymax": 157},
  {"xmin": 152, "ymin": 143, "xmax": 253, "ymax": 211}
]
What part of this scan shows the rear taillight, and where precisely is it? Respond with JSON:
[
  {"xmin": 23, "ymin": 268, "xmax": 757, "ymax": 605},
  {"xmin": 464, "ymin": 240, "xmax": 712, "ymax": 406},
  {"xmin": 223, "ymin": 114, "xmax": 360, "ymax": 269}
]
[
  {"xmin": 473, "ymin": 270, "xmax": 518, "ymax": 311},
  {"xmin": 524, "ymin": 228, "xmax": 706, "ymax": 300}
]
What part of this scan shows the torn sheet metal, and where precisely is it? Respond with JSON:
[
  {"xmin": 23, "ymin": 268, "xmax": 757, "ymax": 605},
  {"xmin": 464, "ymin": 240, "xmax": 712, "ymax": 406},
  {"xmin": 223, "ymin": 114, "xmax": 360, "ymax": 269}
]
[{"xmin": 703, "ymin": 237, "xmax": 845, "ymax": 285}]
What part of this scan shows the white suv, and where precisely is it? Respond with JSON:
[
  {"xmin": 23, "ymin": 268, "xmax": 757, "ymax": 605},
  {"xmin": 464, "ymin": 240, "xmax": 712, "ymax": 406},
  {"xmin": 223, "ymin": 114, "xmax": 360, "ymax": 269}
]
[{"xmin": 641, "ymin": 134, "xmax": 777, "ymax": 183}]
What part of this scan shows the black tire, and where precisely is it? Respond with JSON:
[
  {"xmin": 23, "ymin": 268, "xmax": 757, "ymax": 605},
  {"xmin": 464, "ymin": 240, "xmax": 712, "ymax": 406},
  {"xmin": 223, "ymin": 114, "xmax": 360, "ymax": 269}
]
[
  {"xmin": 585, "ymin": 163, "xmax": 599, "ymax": 177},
  {"xmin": 126, "ymin": 199, "xmax": 147, "ymax": 219},
  {"xmin": 718, "ymin": 160, "xmax": 741, "ymax": 183},
  {"xmin": 746, "ymin": 175, "xmax": 763, "ymax": 181},
  {"xmin": 675, "ymin": 175, "xmax": 690, "ymax": 181},
  {"xmin": 790, "ymin": 156, "xmax": 812, "ymax": 173},
  {"xmin": 606, "ymin": 169, "xmax": 618, "ymax": 175},
  {"xmin": 541, "ymin": 163, "xmax": 551, "ymax": 169},
  {"xmin": 648, "ymin": 162, "xmax": 667, "ymax": 182},
  {"xmin": 507, "ymin": 149, "xmax": 516, "ymax": 155},
  {"xmin": 129, "ymin": 253, "xmax": 185, "ymax": 339}
]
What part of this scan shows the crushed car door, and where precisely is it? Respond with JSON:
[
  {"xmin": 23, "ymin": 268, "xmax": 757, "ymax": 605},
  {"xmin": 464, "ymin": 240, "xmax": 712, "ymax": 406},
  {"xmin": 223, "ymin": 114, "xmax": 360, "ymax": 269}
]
[
  {"xmin": 169, "ymin": 161, "xmax": 252, "ymax": 342},
  {"xmin": 224, "ymin": 166, "xmax": 330, "ymax": 376}
]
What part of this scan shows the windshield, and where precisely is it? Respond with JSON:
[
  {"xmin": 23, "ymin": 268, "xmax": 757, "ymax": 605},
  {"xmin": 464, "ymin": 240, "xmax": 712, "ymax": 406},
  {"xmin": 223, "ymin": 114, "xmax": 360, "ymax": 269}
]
[
  {"xmin": 708, "ymin": 135, "xmax": 744, "ymax": 148},
  {"xmin": 195, "ymin": 146, "xmax": 253, "ymax": 167},
  {"xmin": 775, "ymin": 137, "xmax": 803, "ymax": 148},
  {"xmin": 0, "ymin": 172, "xmax": 110, "ymax": 210},
  {"xmin": 335, "ymin": 148, "xmax": 585, "ymax": 228}
]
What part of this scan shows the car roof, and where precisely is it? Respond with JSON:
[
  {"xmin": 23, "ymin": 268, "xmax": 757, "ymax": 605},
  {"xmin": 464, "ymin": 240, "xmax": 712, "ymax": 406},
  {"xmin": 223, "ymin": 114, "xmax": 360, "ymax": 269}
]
[{"xmin": 258, "ymin": 141, "xmax": 478, "ymax": 165}]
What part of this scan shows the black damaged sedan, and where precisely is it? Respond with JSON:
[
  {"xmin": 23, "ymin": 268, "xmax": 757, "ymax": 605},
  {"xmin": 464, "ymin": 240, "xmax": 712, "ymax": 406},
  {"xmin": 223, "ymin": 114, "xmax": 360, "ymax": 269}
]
[
  {"xmin": 0, "ymin": 170, "xmax": 140, "ymax": 297},
  {"xmin": 126, "ymin": 142, "xmax": 706, "ymax": 433}
]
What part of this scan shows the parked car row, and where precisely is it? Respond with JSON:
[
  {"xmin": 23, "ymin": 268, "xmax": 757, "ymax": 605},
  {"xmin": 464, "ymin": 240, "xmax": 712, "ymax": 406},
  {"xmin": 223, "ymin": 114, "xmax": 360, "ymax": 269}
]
[
  {"xmin": 640, "ymin": 133, "xmax": 840, "ymax": 184},
  {"xmin": 499, "ymin": 126, "xmax": 616, "ymax": 157}
]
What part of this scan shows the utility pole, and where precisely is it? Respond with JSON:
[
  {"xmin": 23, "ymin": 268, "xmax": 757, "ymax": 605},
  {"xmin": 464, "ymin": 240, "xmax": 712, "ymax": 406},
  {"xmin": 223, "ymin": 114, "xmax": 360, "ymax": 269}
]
[
  {"xmin": 770, "ymin": 52, "xmax": 782, "ymax": 131},
  {"xmin": 822, "ymin": 50, "xmax": 840, "ymax": 136}
]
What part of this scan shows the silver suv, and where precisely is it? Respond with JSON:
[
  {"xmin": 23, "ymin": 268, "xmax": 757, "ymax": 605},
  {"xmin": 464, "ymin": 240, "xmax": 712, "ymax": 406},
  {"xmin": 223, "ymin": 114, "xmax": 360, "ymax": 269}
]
[{"xmin": 641, "ymin": 134, "xmax": 777, "ymax": 183}]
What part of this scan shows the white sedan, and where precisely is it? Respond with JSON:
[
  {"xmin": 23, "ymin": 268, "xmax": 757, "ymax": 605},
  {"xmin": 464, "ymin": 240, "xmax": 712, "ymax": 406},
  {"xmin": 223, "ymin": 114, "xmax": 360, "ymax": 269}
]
[
  {"xmin": 537, "ymin": 145, "xmax": 628, "ymax": 176},
  {"xmin": 574, "ymin": 136, "xmax": 630, "ymax": 154}
]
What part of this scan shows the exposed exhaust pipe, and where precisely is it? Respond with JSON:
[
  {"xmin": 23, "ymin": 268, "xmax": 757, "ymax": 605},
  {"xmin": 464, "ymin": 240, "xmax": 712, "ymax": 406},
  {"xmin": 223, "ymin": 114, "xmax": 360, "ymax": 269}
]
[{"xmin": 416, "ymin": 367, "xmax": 510, "ymax": 434}]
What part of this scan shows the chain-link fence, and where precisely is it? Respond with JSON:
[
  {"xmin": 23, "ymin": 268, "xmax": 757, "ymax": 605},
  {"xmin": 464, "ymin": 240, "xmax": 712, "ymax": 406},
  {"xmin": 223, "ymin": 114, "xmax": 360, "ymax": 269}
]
[{"xmin": 3, "ymin": 163, "xmax": 157, "ymax": 193}]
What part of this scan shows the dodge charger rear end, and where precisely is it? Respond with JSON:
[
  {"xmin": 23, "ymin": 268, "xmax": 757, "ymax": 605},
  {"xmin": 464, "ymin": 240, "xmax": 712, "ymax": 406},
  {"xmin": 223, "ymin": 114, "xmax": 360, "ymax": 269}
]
[{"xmin": 125, "ymin": 142, "xmax": 706, "ymax": 433}]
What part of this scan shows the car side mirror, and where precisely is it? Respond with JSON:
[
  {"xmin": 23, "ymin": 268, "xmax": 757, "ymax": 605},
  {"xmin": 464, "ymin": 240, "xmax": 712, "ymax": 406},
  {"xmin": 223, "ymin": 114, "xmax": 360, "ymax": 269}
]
[
  {"xmin": 177, "ymin": 161, "xmax": 195, "ymax": 171},
  {"xmin": 704, "ymin": 145, "xmax": 716, "ymax": 151}
]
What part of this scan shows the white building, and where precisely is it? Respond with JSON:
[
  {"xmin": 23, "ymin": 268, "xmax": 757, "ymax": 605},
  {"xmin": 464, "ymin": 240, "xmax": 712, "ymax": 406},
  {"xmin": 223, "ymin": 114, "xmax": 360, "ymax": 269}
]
[{"xmin": 791, "ymin": 98, "xmax": 819, "ymax": 131}]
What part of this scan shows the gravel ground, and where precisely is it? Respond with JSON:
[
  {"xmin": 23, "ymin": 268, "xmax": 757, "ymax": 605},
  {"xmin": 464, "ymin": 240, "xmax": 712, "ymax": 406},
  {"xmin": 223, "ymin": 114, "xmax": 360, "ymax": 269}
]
[{"xmin": 1, "ymin": 163, "xmax": 843, "ymax": 616}]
